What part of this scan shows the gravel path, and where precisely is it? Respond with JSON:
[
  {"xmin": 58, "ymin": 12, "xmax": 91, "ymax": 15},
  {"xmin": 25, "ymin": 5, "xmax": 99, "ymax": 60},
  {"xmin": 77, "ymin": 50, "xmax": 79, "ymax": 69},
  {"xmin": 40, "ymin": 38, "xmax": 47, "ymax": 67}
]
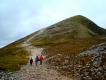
[
  {"xmin": 1, "ymin": 41, "xmax": 72, "ymax": 80},
  {"xmin": 9, "ymin": 63, "xmax": 71, "ymax": 80}
]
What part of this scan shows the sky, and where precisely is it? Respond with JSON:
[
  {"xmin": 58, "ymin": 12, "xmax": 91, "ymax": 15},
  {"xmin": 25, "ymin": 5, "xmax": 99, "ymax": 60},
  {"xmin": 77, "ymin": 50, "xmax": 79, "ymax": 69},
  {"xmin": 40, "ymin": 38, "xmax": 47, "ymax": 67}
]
[{"xmin": 0, "ymin": 0, "xmax": 106, "ymax": 48}]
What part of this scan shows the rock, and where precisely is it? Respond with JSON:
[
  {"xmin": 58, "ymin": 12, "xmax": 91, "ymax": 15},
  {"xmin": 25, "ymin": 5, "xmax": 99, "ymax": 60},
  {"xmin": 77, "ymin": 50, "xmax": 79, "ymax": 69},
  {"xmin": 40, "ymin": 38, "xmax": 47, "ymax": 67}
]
[{"xmin": 74, "ymin": 43, "xmax": 106, "ymax": 80}]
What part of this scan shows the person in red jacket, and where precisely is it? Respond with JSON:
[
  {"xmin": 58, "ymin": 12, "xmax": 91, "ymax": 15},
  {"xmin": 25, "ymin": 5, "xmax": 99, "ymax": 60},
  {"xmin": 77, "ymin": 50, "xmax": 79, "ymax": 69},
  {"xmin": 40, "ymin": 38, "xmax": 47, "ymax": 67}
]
[{"xmin": 39, "ymin": 55, "xmax": 44, "ymax": 65}]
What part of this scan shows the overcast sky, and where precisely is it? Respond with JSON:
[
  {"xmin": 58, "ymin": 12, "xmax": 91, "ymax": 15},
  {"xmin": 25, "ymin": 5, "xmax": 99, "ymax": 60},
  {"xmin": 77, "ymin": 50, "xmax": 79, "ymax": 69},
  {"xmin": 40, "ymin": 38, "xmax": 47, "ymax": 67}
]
[{"xmin": 0, "ymin": 0, "xmax": 106, "ymax": 47}]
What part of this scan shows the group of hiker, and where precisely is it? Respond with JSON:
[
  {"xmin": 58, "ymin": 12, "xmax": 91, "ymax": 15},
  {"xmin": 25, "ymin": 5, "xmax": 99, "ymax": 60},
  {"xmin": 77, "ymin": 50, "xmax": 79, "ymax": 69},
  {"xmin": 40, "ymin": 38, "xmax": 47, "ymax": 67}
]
[{"xmin": 30, "ymin": 55, "xmax": 45, "ymax": 66}]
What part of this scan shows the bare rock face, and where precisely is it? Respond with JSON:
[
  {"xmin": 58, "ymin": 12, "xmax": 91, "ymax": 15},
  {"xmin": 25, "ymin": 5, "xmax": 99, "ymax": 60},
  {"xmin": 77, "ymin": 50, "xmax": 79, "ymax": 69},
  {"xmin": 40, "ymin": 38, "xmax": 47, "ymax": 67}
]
[{"xmin": 75, "ymin": 43, "xmax": 106, "ymax": 80}]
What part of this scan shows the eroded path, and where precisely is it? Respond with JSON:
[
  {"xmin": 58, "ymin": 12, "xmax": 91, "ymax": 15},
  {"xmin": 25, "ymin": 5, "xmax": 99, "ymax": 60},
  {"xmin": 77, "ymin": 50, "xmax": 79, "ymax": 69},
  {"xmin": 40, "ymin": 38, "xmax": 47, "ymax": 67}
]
[{"xmin": 5, "ymin": 41, "xmax": 72, "ymax": 80}]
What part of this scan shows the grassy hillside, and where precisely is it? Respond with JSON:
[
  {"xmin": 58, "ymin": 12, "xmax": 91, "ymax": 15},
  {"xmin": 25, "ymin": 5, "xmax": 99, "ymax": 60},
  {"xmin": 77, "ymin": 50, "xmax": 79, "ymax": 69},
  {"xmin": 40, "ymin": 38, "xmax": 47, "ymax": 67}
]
[
  {"xmin": 29, "ymin": 15, "xmax": 106, "ymax": 46},
  {"xmin": 70, "ymin": 15, "xmax": 106, "ymax": 35},
  {"xmin": 0, "ymin": 41, "xmax": 29, "ymax": 71}
]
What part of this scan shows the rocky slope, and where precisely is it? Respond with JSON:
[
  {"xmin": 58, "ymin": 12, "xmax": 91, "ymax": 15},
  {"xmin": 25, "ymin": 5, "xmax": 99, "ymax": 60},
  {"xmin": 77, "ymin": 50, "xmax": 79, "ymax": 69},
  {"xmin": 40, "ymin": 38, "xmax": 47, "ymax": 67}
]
[
  {"xmin": 74, "ymin": 43, "xmax": 106, "ymax": 80},
  {"xmin": 44, "ymin": 43, "xmax": 106, "ymax": 80}
]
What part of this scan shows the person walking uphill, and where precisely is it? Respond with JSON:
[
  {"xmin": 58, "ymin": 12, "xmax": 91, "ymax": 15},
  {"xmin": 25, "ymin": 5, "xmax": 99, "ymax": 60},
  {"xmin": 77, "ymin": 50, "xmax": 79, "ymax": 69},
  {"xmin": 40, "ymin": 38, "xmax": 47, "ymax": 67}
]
[
  {"xmin": 39, "ymin": 55, "xmax": 44, "ymax": 65},
  {"xmin": 35, "ymin": 56, "xmax": 39, "ymax": 66},
  {"xmin": 30, "ymin": 58, "xmax": 33, "ymax": 66}
]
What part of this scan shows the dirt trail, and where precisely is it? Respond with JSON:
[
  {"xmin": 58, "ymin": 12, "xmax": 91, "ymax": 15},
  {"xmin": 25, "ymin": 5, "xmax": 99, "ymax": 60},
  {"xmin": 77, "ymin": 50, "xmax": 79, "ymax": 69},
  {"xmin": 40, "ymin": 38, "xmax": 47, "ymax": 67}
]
[{"xmin": 6, "ymin": 41, "xmax": 72, "ymax": 80}]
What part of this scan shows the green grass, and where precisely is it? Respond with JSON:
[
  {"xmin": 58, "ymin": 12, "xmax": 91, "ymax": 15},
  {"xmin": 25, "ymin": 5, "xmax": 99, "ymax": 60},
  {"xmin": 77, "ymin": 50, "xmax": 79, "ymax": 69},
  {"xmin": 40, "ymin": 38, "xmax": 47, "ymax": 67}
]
[
  {"xmin": 0, "ymin": 42, "xmax": 29, "ymax": 71},
  {"xmin": 70, "ymin": 15, "xmax": 106, "ymax": 35},
  {"xmin": 0, "ymin": 55, "xmax": 28, "ymax": 71}
]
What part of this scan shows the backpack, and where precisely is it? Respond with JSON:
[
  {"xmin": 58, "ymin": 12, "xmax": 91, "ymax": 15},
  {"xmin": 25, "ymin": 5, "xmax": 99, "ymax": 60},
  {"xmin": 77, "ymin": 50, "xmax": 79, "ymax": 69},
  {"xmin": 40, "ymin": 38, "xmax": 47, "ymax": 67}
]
[{"xmin": 35, "ymin": 56, "xmax": 40, "ymax": 61}]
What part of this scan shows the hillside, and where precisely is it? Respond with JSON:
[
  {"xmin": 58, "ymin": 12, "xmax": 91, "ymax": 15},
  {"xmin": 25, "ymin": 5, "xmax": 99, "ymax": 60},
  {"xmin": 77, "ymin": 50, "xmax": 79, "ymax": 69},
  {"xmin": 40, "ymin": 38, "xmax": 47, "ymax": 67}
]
[
  {"xmin": 0, "ymin": 39, "xmax": 29, "ymax": 71},
  {"xmin": 28, "ymin": 15, "xmax": 106, "ymax": 46},
  {"xmin": 0, "ymin": 15, "xmax": 106, "ymax": 80}
]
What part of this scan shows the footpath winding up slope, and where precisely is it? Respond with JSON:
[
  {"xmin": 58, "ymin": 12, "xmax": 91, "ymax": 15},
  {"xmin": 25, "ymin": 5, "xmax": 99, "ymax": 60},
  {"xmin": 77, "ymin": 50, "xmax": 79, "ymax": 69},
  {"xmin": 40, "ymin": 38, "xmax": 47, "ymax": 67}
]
[{"xmin": 1, "ymin": 40, "xmax": 72, "ymax": 80}]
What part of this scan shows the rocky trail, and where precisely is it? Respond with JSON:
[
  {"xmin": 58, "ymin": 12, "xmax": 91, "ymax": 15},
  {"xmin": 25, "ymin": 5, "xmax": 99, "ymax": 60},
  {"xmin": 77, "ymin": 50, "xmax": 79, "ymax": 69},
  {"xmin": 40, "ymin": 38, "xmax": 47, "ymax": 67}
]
[{"xmin": 0, "ymin": 41, "xmax": 72, "ymax": 80}]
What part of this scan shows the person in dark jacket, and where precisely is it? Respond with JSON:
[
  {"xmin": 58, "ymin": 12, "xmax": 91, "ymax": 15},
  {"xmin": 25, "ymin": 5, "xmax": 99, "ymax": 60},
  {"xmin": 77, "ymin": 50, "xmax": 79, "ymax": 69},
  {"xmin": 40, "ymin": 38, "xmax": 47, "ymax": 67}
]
[
  {"xmin": 30, "ymin": 57, "xmax": 33, "ymax": 66},
  {"xmin": 35, "ymin": 56, "xmax": 39, "ymax": 66}
]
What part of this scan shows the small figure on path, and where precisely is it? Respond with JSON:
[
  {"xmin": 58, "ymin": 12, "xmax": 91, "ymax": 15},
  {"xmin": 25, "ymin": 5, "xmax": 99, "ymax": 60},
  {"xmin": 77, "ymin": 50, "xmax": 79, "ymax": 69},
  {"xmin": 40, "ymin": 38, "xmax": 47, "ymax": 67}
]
[
  {"xmin": 30, "ymin": 57, "xmax": 33, "ymax": 66},
  {"xmin": 39, "ymin": 55, "xmax": 44, "ymax": 65},
  {"xmin": 35, "ymin": 56, "xmax": 39, "ymax": 66}
]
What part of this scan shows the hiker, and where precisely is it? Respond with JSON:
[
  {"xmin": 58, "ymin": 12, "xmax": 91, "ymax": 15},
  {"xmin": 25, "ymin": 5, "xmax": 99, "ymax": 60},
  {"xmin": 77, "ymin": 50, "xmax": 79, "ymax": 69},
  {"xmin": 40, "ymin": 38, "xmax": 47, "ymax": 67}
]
[
  {"xmin": 30, "ymin": 58, "xmax": 33, "ymax": 66},
  {"xmin": 35, "ymin": 56, "xmax": 39, "ymax": 66},
  {"xmin": 39, "ymin": 55, "xmax": 44, "ymax": 65}
]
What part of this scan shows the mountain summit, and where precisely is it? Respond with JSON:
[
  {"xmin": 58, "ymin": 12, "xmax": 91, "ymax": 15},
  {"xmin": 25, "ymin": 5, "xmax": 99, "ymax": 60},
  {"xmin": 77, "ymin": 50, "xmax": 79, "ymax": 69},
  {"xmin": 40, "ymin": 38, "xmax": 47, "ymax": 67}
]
[{"xmin": 28, "ymin": 15, "xmax": 106, "ymax": 46}]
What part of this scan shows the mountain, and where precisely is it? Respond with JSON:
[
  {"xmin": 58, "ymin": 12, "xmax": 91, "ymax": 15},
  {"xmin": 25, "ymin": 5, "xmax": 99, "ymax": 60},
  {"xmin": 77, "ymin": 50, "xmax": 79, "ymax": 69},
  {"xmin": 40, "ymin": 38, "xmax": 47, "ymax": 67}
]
[
  {"xmin": 27, "ymin": 15, "xmax": 106, "ymax": 46},
  {"xmin": 0, "ymin": 15, "xmax": 106, "ymax": 73}
]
